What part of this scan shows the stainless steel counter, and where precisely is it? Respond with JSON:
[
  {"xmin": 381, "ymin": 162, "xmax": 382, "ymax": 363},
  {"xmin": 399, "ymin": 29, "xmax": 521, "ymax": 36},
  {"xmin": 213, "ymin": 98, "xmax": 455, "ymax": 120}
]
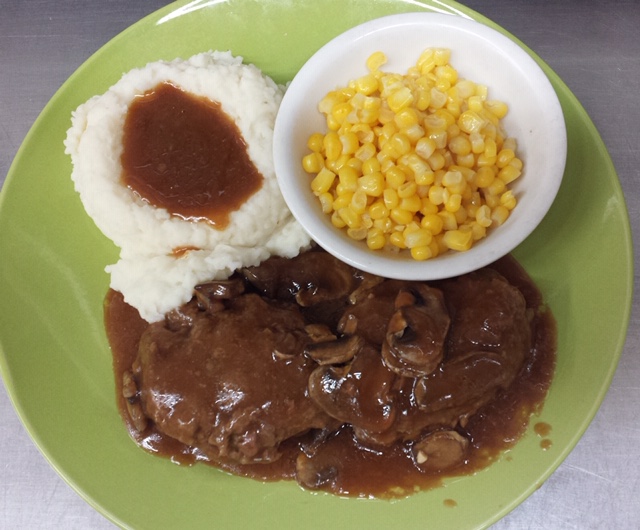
[{"xmin": 1, "ymin": 1, "xmax": 638, "ymax": 528}]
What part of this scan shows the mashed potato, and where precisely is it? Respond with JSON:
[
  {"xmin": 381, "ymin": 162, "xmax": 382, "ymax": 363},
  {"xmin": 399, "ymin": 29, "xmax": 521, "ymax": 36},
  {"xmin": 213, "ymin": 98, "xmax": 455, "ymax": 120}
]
[{"xmin": 65, "ymin": 51, "xmax": 310, "ymax": 322}]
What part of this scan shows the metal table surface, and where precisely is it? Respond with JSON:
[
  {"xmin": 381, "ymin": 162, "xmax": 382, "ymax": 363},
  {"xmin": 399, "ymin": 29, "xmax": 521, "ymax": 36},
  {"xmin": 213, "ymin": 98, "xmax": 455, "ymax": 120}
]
[{"xmin": 1, "ymin": 1, "xmax": 638, "ymax": 528}]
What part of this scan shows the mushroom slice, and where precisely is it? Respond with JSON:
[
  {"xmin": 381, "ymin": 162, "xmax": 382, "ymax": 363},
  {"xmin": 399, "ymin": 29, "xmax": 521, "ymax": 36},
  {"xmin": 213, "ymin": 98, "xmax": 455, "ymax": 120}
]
[
  {"xmin": 381, "ymin": 285, "xmax": 450, "ymax": 377},
  {"xmin": 308, "ymin": 345, "xmax": 397, "ymax": 435},
  {"xmin": 195, "ymin": 278, "xmax": 245, "ymax": 301},
  {"xmin": 304, "ymin": 324, "xmax": 336, "ymax": 344},
  {"xmin": 305, "ymin": 335, "xmax": 364, "ymax": 365},
  {"xmin": 347, "ymin": 272, "xmax": 384, "ymax": 304},
  {"xmin": 295, "ymin": 452, "xmax": 339, "ymax": 490},
  {"xmin": 413, "ymin": 430, "xmax": 469, "ymax": 471}
]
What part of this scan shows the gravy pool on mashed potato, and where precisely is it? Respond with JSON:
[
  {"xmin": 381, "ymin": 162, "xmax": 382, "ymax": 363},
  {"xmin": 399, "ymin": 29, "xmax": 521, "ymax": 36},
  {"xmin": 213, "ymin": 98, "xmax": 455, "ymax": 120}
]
[{"xmin": 65, "ymin": 51, "xmax": 310, "ymax": 322}]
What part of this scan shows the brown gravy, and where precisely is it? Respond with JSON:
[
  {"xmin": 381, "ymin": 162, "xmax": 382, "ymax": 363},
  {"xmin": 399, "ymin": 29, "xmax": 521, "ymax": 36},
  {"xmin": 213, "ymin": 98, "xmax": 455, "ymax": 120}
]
[
  {"xmin": 105, "ymin": 252, "xmax": 556, "ymax": 499},
  {"xmin": 120, "ymin": 82, "xmax": 263, "ymax": 229}
]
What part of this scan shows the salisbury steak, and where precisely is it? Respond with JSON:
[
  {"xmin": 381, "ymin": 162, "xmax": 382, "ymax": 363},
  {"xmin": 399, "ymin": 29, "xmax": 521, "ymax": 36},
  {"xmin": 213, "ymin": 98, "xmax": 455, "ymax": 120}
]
[{"xmin": 132, "ymin": 292, "xmax": 330, "ymax": 465}]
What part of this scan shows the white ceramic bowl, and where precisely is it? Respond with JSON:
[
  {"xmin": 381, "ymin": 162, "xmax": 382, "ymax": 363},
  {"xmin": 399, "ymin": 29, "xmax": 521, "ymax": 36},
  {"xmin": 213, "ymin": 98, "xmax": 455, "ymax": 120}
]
[{"xmin": 273, "ymin": 13, "xmax": 566, "ymax": 280}]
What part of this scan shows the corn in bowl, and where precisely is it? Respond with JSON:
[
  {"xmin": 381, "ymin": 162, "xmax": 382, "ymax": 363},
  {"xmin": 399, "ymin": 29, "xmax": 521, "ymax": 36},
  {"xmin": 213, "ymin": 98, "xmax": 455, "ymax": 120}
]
[{"xmin": 302, "ymin": 48, "xmax": 524, "ymax": 261}]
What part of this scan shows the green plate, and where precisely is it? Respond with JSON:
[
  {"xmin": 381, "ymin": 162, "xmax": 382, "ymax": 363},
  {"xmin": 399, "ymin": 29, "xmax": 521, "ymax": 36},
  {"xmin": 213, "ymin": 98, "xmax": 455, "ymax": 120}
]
[{"xmin": 0, "ymin": 1, "xmax": 632, "ymax": 528}]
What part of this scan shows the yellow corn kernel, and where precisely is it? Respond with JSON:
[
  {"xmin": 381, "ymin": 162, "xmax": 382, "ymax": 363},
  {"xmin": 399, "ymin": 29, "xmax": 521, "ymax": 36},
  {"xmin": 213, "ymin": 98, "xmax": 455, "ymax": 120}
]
[
  {"xmin": 475, "ymin": 84, "xmax": 488, "ymax": 99},
  {"xmin": 509, "ymin": 156, "xmax": 524, "ymax": 171},
  {"xmin": 389, "ymin": 231, "xmax": 407, "ymax": 249},
  {"xmin": 410, "ymin": 246, "xmax": 432, "ymax": 261},
  {"xmin": 369, "ymin": 200, "xmax": 389, "ymax": 220},
  {"xmin": 491, "ymin": 205, "xmax": 510, "ymax": 226},
  {"xmin": 417, "ymin": 48, "xmax": 436, "ymax": 73},
  {"xmin": 318, "ymin": 91, "xmax": 342, "ymax": 114},
  {"xmin": 415, "ymin": 168, "xmax": 435, "ymax": 186},
  {"xmin": 318, "ymin": 192, "xmax": 334, "ymax": 214},
  {"xmin": 454, "ymin": 205, "xmax": 468, "ymax": 225},
  {"xmin": 346, "ymin": 156, "xmax": 363, "ymax": 172},
  {"xmin": 429, "ymin": 87, "xmax": 448, "ymax": 109},
  {"xmin": 428, "ymin": 129, "xmax": 448, "ymax": 150},
  {"xmin": 498, "ymin": 164, "xmax": 522, "ymax": 184},
  {"xmin": 362, "ymin": 157, "xmax": 381, "ymax": 175},
  {"xmin": 355, "ymin": 141, "xmax": 376, "ymax": 161},
  {"xmin": 456, "ymin": 152, "xmax": 476, "ymax": 169},
  {"xmin": 486, "ymin": 177, "xmax": 506, "ymax": 196},
  {"xmin": 355, "ymin": 74, "xmax": 379, "ymax": 95},
  {"xmin": 332, "ymin": 191, "xmax": 354, "ymax": 210},
  {"xmin": 339, "ymin": 132, "xmax": 360, "ymax": 155},
  {"xmin": 485, "ymin": 100, "xmax": 509, "ymax": 119},
  {"xmin": 331, "ymin": 210, "xmax": 346, "ymax": 228},
  {"xmin": 456, "ymin": 79, "xmax": 476, "ymax": 99},
  {"xmin": 445, "ymin": 193, "xmax": 462, "ymax": 213},
  {"xmin": 404, "ymin": 227, "xmax": 433, "ymax": 249},
  {"xmin": 390, "ymin": 207, "xmax": 414, "ymax": 226},
  {"xmin": 435, "ymin": 64, "xmax": 458, "ymax": 84},
  {"xmin": 326, "ymin": 153, "xmax": 350, "ymax": 173},
  {"xmin": 484, "ymin": 192, "xmax": 500, "ymax": 209},
  {"xmin": 433, "ymin": 48, "xmax": 451, "ymax": 66},
  {"xmin": 426, "ymin": 185, "xmax": 444, "ymax": 206},
  {"xmin": 415, "ymin": 88, "xmax": 431, "ymax": 110},
  {"xmin": 394, "ymin": 108, "xmax": 420, "ymax": 129},
  {"xmin": 302, "ymin": 152, "xmax": 324, "ymax": 173},
  {"xmin": 366, "ymin": 228, "xmax": 386, "ymax": 250},
  {"xmin": 326, "ymin": 113, "xmax": 340, "ymax": 131},
  {"xmin": 311, "ymin": 167, "xmax": 336, "ymax": 194},
  {"xmin": 388, "ymin": 133, "xmax": 412, "ymax": 156},
  {"xmin": 475, "ymin": 204, "xmax": 492, "ymax": 227},
  {"xmin": 443, "ymin": 229, "xmax": 473, "ymax": 252},
  {"xmin": 484, "ymin": 138, "xmax": 497, "ymax": 158},
  {"xmin": 420, "ymin": 198, "xmax": 439, "ymax": 216},
  {"xmin": 387, "ymin": 87, "xmax": 414, "ymax": 112},
  {"xmin": 323, "ymin": 132, "xmax": 342, "ymax": 161},
  {"xmin": 469, "ymin": 131, "xmax": 485, "ymax": 154},
  {"xmin": 346, "ymin": 227, "xmax": 367, "ymax": 241},
  {"xmin": 427, "ymin": 151, "xmax": 446, "ymax": 171},
  {"xmin": 415, "ymin": 137, "xmax": 437, "ymax": 160},
  {"xmin": 438, "ymin": 210, "xmax": 458, "ymax": 231},
  {"xmin": 448, "ymin": 134, "xmax": 471, "ymax": 156},
  {"xmin": 350, "ymin": 189, "xmax": 369, "ymax": 214},
  {"xmin": 351, "ymin": 123, "xmax": 374, "ymax": 143},
  {"xmin": 397, "ymin": 181, "xmax": 417, "ymax": 199},
  {"xmin": 500, "ymin": 190, "xmax": 517, "ymax": 210},
  {"xmin": 476, "ymin": 152, "xmax": 497, "ymax": 167},
  {"xmin": 421, "ymin": 213, "xmax": 444, "ymax": 235},
  {"xmin": 358, "ymin": 172, "xmax": 385, "ymax": 197},
  {"xmin": 475, "ymin": 166, "xmax": 495, "ymax": 188},
  {"xmin": 307, "ymin": 132, "xmax": 325, "ymax": 152},
  {"xmin": 338, "ymin": 207, "xmax": 361, "ymax": 229},
  {"xmin": 496, "ymin": 148, "xmax": 515, "ymax": 168},
  {"xmin": 385, "ymin": 166, "xmax": 407, "ymax": 189},
  {"xmin": 402, "ymin": 123, "xmax": 426, "ymax": 143},
  {"xmin": 467, "ymin": 221, "xmax": 486, "ymax": 241},
  {"xmin": 366, "ymin": 51, "xmax": 387, "ymax": 72},
  {"xmin": 467, "ymin": 95, "xmax": 484, "ymax": 113},
  {"xmin": 373, "ymin": 216, "xmax": 393, "ymax": 232},
  {"xmin": 442, "ymin": 169, "xmax": 463, "ymax": 188},
  {"xmin": 400, "ymin": 195, "xmax": 422, "ymax": 213},
  {"xmin": 338, "ymin": 166, "xmax": 359, "ymax": 192},
  {"xmin": 429, "ymin": 239, "xmax": 441, "ymax": 258},
  {"xmin": 331, "ymin": 101, "xmax": 353, "ymax": 124},
  {"xmin": 383, "ymin": 187, "xmax": 400, "ymax": 210},
  {"xmin": 458, "ymin": 110, "xmax": 486, "ymax": 134}
]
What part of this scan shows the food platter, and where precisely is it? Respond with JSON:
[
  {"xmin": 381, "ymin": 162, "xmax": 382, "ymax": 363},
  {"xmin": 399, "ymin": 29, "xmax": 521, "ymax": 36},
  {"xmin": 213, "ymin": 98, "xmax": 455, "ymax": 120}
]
[{"xmin": 0, "ymin": 0, "xmax": 632, "ymax": 528}]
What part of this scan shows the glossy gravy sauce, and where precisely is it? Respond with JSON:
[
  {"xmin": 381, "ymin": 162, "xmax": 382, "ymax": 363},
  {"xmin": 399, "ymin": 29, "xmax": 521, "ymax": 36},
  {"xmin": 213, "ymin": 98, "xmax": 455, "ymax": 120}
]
[
  {"xmin": 106, "ymin": 253, "xmax": 556, "ymax": 499},
  {"xmin": 120, "ymin": 82, "xmax": 263, "ymax": 229}
]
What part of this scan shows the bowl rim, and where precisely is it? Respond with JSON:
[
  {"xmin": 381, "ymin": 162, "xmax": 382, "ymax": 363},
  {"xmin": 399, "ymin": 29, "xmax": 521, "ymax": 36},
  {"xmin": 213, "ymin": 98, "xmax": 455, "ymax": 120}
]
[{"xmin": 273, "ymin": 12, "xmax": 567, "ymax": 280}]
